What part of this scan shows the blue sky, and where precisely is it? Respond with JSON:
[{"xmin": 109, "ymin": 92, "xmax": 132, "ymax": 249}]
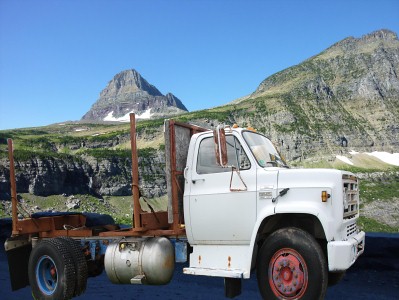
[{"xmin": 0, "ymin": 0, "xmax": 398, "ymax": 130}]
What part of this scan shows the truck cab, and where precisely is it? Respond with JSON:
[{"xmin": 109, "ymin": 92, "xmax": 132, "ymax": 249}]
[{"xmin": 183, "ymin": 125, "xmax": 365, "ymax": 299}]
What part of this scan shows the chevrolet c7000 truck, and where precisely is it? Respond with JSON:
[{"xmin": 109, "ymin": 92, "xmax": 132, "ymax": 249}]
[{"xmin": 4, "ymin": 114, "xmax": 364, "ymax": 300}]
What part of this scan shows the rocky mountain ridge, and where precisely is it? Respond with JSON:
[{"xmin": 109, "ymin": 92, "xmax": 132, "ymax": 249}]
[
  {"xmin": 253, "ymin": 29, "xmax": 399, "ymax": 100},
  {"xmin": 229, "ymin": 29, "xmax": 399, "ymax": 158},
  {"xmin": 82, "ymin": 69, "xmax": 188, "ymax": 122}
]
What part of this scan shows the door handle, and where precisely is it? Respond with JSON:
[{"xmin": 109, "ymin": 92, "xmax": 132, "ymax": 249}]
[
  {"xmin": 184, "ymin": 166, "xmax": 189, "ymax": 180},
  {"xmin": 192, "ymin": 178, "xmax": 205, "ymax": 184}
]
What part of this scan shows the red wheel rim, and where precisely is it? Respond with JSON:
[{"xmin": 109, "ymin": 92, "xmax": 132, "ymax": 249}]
[{"xmin": 268, "ymin": 248, "xmax": 308, "ymax": 299}]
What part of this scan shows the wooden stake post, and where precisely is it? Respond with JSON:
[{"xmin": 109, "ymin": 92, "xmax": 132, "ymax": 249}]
[{"xmin": 7, "ymin": 139, "xmax": 18, "ymax": 235}]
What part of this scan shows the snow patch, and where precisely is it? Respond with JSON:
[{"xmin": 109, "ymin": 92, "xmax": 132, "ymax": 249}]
[
  {"xmin": 103, "ymin": 109, "xmax": 153, "ymax": 122},
  {"xmin": 366, "ymin": 152, "xmax": 399, "ymax": 166},
  {"xmin": 137, "ymin": 108, "xmax": 153, "ymax": 119},
  {"xmin": 91, "ymin": 132, "xmax": 105, "ymax": 137},
  {"xmin": 337, "ymin": 151, "xmax": 399, "ymax": 167},
  {"xmin": 336, "ymin": 155, "xmax": 354, "ymax": 165},
  {"xmin": 74, "ymin": 128, "xmax": 87, "ymax": 132}
]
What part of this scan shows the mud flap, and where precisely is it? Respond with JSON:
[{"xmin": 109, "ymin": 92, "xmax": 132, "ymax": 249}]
[
  {"xmin": 5, "ymin": 238, "xmax": 32, "ymax": 291},
  {"xmin": 224, "ymin": 277, "xmax": 242, "ymax": 298}
]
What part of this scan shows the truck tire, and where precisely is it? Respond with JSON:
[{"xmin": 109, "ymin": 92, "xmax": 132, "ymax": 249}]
[
  {"xmin": 256, "ymin": 227, "xmax": 328, "ymax": 300},
  {"xmin": 56, "ymin": 237, "xmax": 88, "ymax": 296},
  {"xmin": 28, "ymin": 239, "xmax": 75, "ymax": 300}
]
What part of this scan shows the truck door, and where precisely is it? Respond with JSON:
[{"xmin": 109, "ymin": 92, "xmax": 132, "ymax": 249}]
[{"xmin": 187, "ymin": 134, "xmax": 256, "ymax": 244}]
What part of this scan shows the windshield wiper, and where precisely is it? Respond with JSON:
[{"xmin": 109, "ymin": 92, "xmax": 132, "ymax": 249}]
[{"xmin": 265, "ymin": 160, "xmax": 290, "ymax": 168}]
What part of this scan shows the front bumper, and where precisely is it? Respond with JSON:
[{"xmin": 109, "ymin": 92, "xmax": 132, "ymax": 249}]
[{"xmin": 327, "ymin": 231, "xmax": 365, "ymax": 271}]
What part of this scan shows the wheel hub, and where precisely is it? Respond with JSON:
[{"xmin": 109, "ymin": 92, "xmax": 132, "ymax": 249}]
[
  {"xmin": 269, "ymin": 248, "xmax": 308, "ymax": 298},
  {"xmin": 50, "ymin": 266, "xmax": 57, "ymax": 278},
  {"xmin": 36, "ymin": 255, "xmax": 58, "ymax": 295}
]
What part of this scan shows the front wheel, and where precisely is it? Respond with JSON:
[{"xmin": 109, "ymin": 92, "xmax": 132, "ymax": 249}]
[{"xmin": 256, "ymin": 227, "xmax": 328, "ymax": 300}]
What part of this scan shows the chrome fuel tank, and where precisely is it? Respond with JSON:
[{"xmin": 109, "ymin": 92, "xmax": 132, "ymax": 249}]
[{"xmin": 104, "ymin": 237, "xmax": 175, "ymax": 285}]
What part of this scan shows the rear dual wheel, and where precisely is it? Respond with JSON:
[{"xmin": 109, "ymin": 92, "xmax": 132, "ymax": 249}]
[
  {"xmin": 29, "ymin": 239, "xmax": 75, "ymax": 300},
  {"xmin": 257, "ymin": 227, "xmax": 328, "ymax": 300},
  {"xmin": 29, "ymin": 238, "xmax": 88, "ymax": 300},
  {"xmin": 56, "ymin": 237, "xmax": 88, "ymax": 296}
]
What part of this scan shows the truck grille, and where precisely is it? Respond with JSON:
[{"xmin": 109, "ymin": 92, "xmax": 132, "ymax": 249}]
[
  {"xmin": 346, "ymin": 223, "xmax": 357, "ymax": 237},
  {"xmin": 342, "ymin": 174, "xmax": 359, "ymax": 220}
]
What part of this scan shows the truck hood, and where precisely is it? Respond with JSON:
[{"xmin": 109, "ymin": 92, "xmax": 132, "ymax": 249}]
[{"xmin": 276, "ymin": 168, "xmax": 345, "ymax": 189}]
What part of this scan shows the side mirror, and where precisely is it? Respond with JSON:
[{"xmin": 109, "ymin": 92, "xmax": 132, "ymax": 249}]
[{"xmin": 213, "ymin": 125, "xmax": 228, "ymax": 167}]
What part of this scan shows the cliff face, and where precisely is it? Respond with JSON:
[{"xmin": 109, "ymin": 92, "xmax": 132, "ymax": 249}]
[
  {"xmin": 81, "ymin": 69, "xmax": 188, "ymax": 122},
  {"xmin": 0, "ymin": 151, "xmax": 166, "ymax": 199}
]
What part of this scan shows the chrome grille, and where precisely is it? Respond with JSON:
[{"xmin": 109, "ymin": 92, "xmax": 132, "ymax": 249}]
[{"xmin": 343, "ymin": 174, "xmax": 359, "ymax": 220}]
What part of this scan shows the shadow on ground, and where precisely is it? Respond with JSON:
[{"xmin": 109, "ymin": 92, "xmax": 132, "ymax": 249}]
[{"xmin": 0, "ymin": 217, "xmax": 398, "ymax": 300}]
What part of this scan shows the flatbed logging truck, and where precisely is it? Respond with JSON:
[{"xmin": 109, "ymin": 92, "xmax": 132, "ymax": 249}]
[{"xmin": 4, "ymin": 114, "xmax": 365, "ymax": 300}]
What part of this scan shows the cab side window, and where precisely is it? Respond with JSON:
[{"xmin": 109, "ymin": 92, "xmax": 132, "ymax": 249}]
[{"xmin": 196, "ymin": 135, "xmax": 250, "ymax": 174}]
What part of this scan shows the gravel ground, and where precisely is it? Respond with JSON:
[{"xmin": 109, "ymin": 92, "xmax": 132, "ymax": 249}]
[{"xmin": 362, "ymin": 198, "xmax": 399, "ymax": 227}]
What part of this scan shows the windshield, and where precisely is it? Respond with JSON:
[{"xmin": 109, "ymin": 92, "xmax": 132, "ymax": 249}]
[{"xmin": 242, "ymin": 131, "xmax": 288, "ymax": 168}]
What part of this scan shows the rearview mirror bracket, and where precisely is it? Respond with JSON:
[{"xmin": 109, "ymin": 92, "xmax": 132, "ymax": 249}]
[{"xmin": 213, "ymin": 124, "xmax": 228, "ymax": 167}]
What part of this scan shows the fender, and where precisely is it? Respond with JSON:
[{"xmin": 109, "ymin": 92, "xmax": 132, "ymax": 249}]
[
  {"xmin": 245, "ymin": 204, "xmax": 275, "ymax": 278},
  {"xmin": 274, "ymin": 187, "xmax": 335, "ymax": 240},
  {"xmin": 245, "ymin": 190, "xmax": 334, "ymax": 277}
]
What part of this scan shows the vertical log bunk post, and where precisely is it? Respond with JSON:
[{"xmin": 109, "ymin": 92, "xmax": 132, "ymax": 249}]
[
  {"xmin": 168, "ymin": 120, "xmax": 180, "ymax": 232},
  {"xmin": 7, "ymin": 139, "xmax": 19, "ymax": 235},
  {"xmin": 130, "ymin": 113, "xmax": 142, "ymax": 230}
]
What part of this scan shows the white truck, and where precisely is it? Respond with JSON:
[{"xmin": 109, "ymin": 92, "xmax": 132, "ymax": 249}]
[{"xmin": 4, "ymin": 114, "xmax": 365, "ymax": 300}]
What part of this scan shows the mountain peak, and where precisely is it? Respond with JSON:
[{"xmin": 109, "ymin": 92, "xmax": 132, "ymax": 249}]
[
  {"xmin": 361, "ymin": 29, "xmax": 398, "ymax": 41},
  {"xmin": 327, "ymin": 29, "xmax": 398, "ymax": 53},
  {"xmin": 81, "ymin": 69, "xmax": 188, "ymax": 122},
  {"xmin": 101, "ymin": 69, "xmax": 163, "ymax": 98},
  {"xmin": 165, "ymin": 93, "xmax": 188, "ymax": 111}
]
